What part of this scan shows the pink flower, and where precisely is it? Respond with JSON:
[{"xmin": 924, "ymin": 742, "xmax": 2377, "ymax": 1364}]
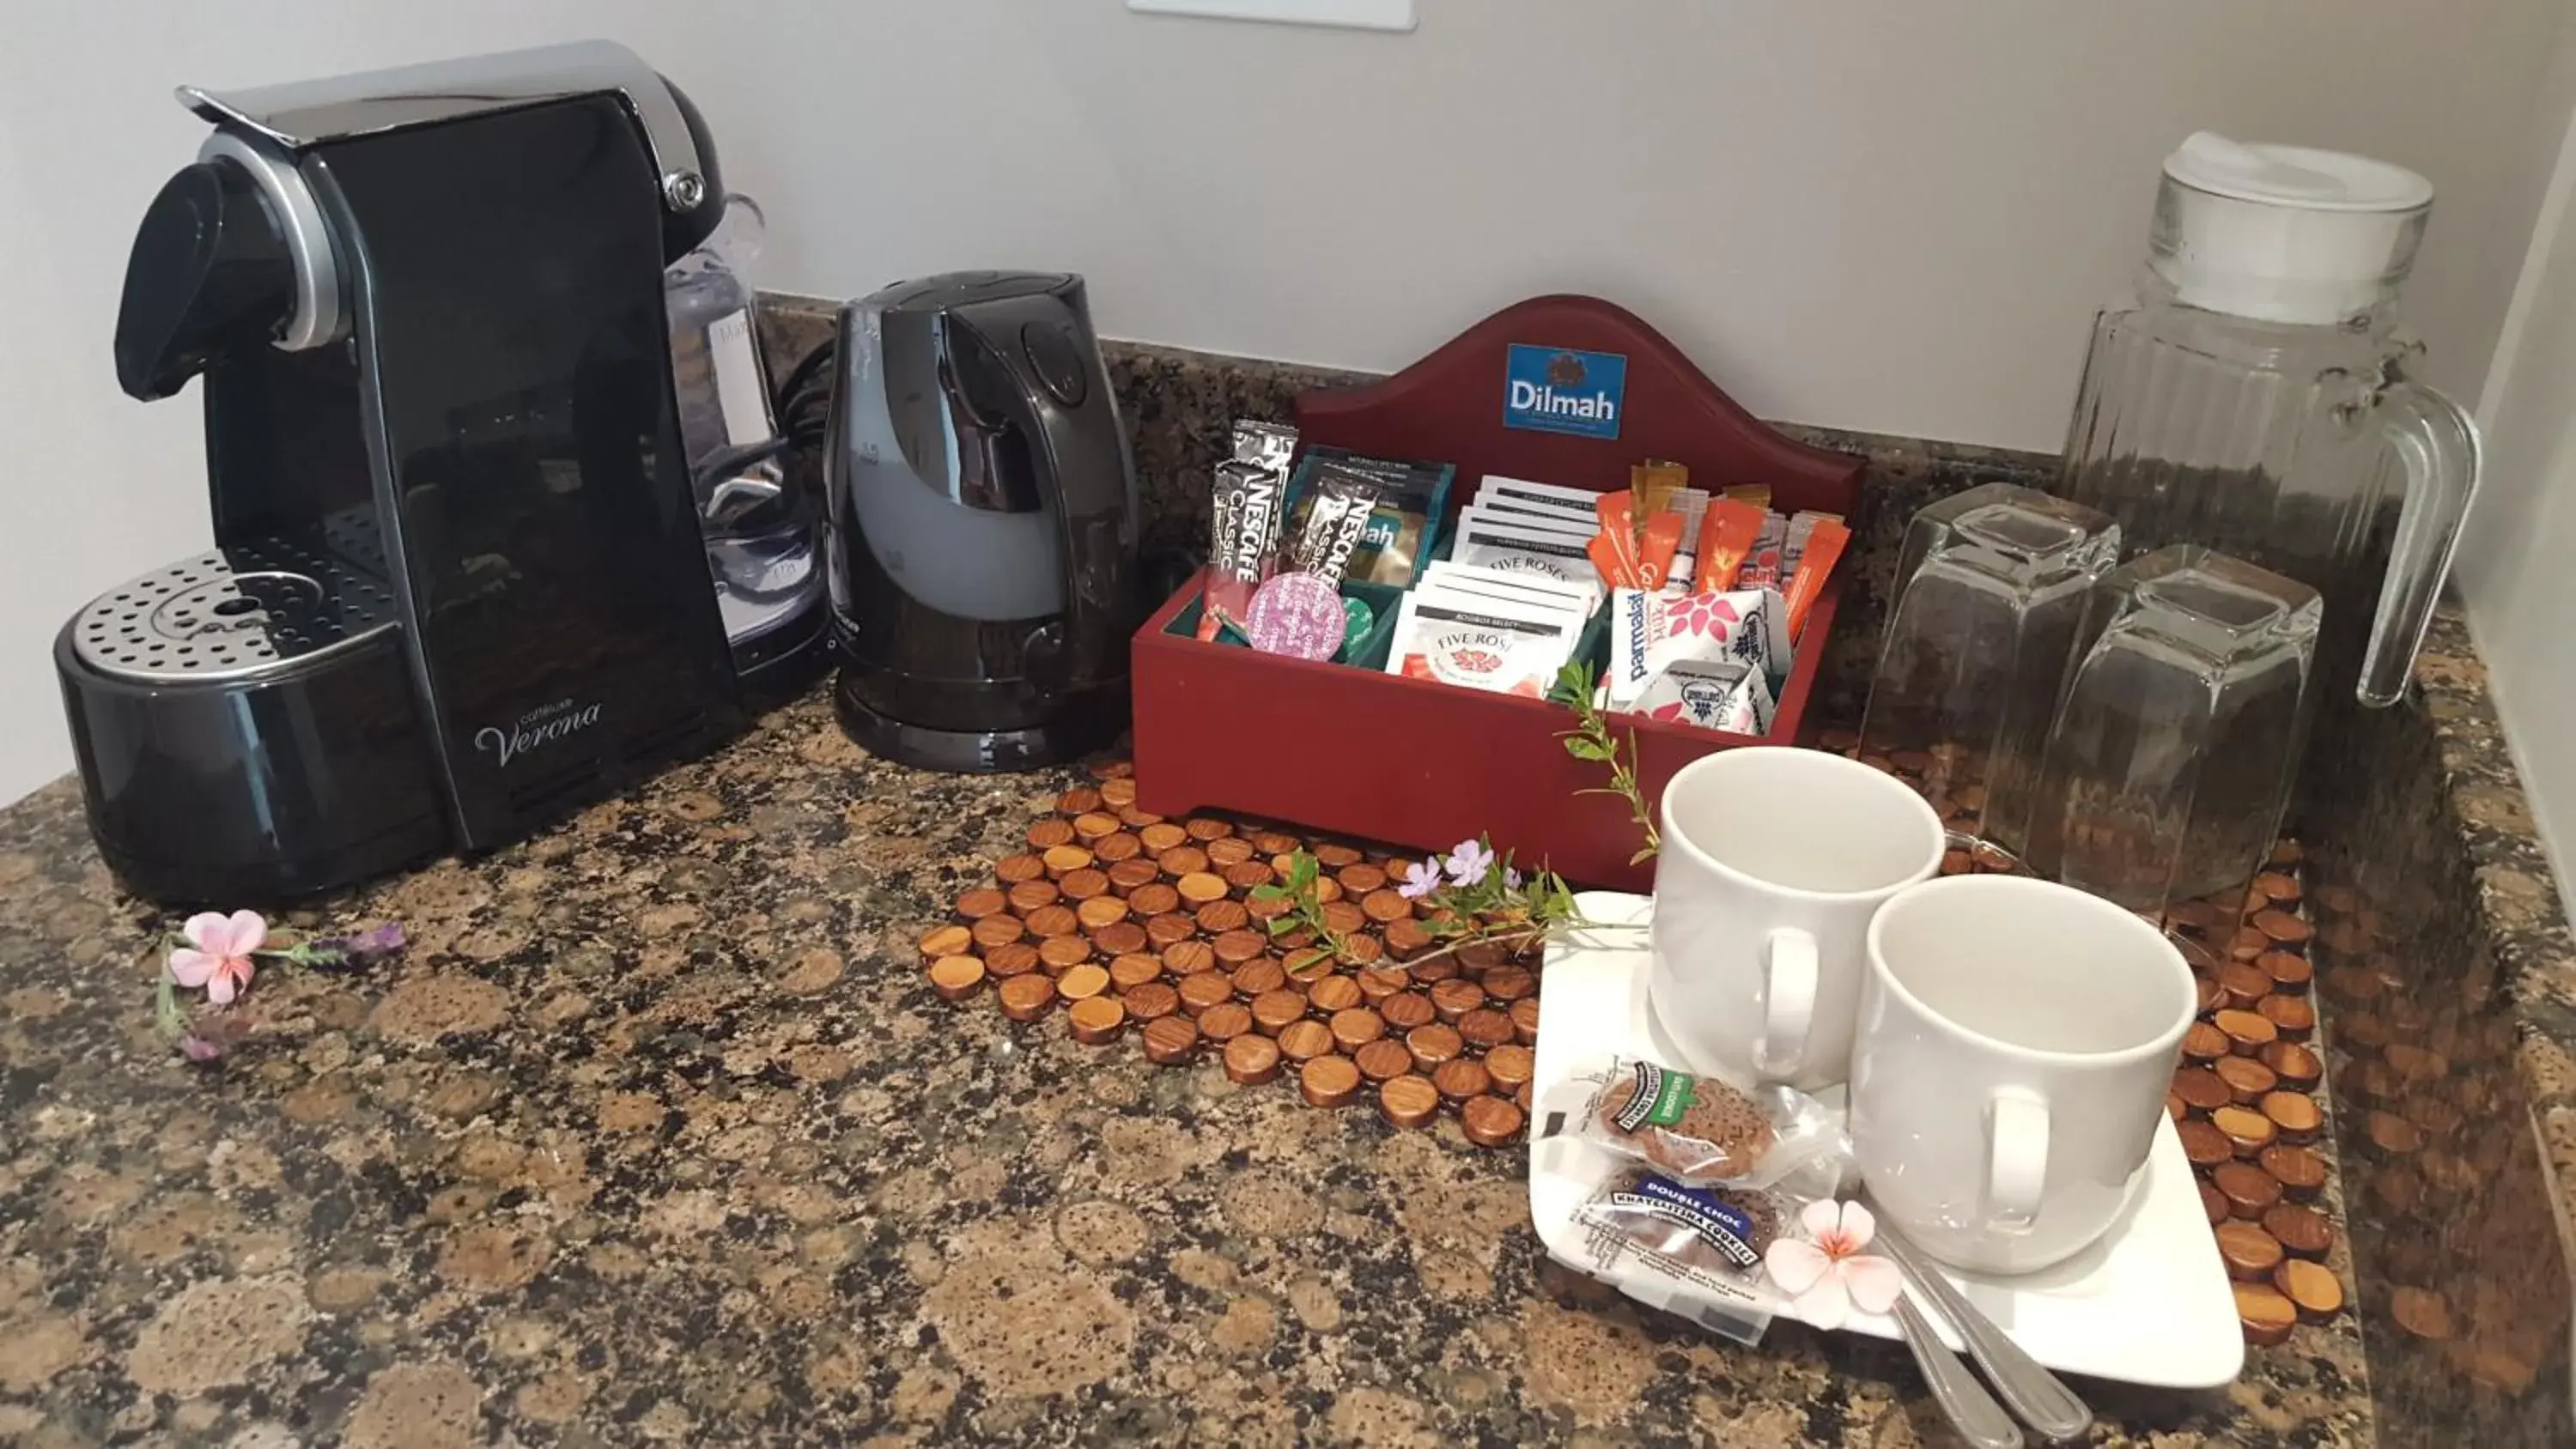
[
  {"xmin": 1443, "ymin": 838, "xmax": 1496, "ymax": 888},
  {"xmin": 168, "ymin": 911, "xmax": 265, "ymax": 1005},
  {"xmin": 1764, "ymin": 1198, "xmax": 1905, "ymax": 1331},
  {"xmin": 1397, "ymin": 858, "xmax": 1443, "ymax": 900}
]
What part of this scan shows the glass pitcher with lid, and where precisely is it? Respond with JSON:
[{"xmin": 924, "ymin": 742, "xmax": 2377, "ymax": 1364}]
[{"xmin": 2056, "ymin": 132, "xmax": 2478, "ymax": 709}]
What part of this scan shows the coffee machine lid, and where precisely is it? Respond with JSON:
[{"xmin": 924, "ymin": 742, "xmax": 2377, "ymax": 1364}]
[{"xmin": 179, "ymin": 39, "xmax": 710, "ymax": 216}]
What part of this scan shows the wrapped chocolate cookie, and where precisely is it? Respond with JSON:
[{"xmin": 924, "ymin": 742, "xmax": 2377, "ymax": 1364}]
[
  {"xmin": 1540, "ymin": 1055, "xmax": 1841, "ymax": 1188},
  {"xmin": 1563, "ymin": 1167, "xmax": 1783, "ymax": 1344}
]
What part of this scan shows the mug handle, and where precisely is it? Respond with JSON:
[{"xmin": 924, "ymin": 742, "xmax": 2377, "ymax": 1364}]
[
  {"xmin": 1984, "ymin": 1088, "xmax": 2049, "ymax": 1234},
  {"xmin": 1752, "ymin": 929, "xmax": 1818, "ymax": 1077}
]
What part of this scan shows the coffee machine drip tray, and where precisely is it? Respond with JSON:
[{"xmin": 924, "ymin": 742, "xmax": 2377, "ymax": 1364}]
[{"xmin": 70, "ymin": 535, "xmax": 399, "ymax": 685}]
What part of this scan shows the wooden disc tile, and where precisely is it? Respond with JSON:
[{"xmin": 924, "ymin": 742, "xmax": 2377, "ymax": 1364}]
[
  {"xmin": 1461, "ymin": 1095, "xmax": 1524, "ymax": 1147},
  {"xmin": 1038, "ymin": 937, "xmax": 1092, "ymax": 973},
  {"xmin": 1198, "ymin": 1001, "xmax": 1253, "ymax": 1040},
  {"xmin": 1363, "ymin": 889, "xmax": 1413, "ymax": 924},
  {"xmin": 1433, "ymin": 1058, "xmax": 1492, "ymax": 1101},
  {"xmin": 1212, "ymin": 929, "xmax": 1267, "ymax": 965},
  {"xmin": 1178, "ymin": 973, "xmax": 1236, "ymax": 1016},
  {"xmin": 2259, "ymin": 1041, "xmax": 2322, "ymax": 1088},
  {"xmin": 1024, "ymin": 904, "xmax": 1080, "ymax": 938},
  {"xmin": 1056, "ymin": 963, "xmax": 1109, "ymax": 1002},
  {"xmin": 1128, "ymin": 882, "xmax": 1182, "ymax": 916},
  {"xmin": 1384, "ymin": 918, "xmax": 1432, "ymax": 959},
  {"xmin": 2213, "ymin": 1009, "xmax": 2277, "ymax": 1054},
  {"xmin": 1431, "ymin": 979, "xmax": 1485, "ymax": 1022},
  {"xmin": 1481, "ymin": 967, "xmax": 1537, "ymax": 1002},
  {"xmin": 2217, "ymin": 962, "xmax": 2272, "ymax": 1009},
  {"xmin": 956, "ymin": 887, "xmax": 1009, "ymax": 920},
  {"xmin": 2260, "ymin": 1145, "xmax": 2328, "ymax": 1199},
  {"xmin": 1119, "ymin": 804, "xmax": 1164, "ymax": 829},
  {"xmin": 1224, "ymin": 1032, "xmax": 1281, "ymax": 1084},
  {"xmin": 1091, "ymin": 921, "xmax": 1150, "ymax": 957},
  {"xmin": 1124, "ymin": 981, "xmax": 1182, "ymax": 1021},
  {"xmin": 2213, "ymin": 1057, "xmax": 2277, "ymax": 1105},
  {"xmin": 1185, "ymin": 816, "xmax": 1235, "ymax": 842},
  {"xmin": 1158, "ymin": 846, "xmax": 1210, "ymax": 877},
  {"xmin": 920, "ymin": 923, "xmax": 973, "ymax": 958},
  {"xmin": 2262, "ymin": 1203, "xmax": 2334, "ymax": 1259},
  {"xmin": 1093, "ymin": 832, "xmax": 1142, "ymax": 864},
  {"xmin": 1358, "ymin": 967, "xmax": 1410, "ymax": 1001},
  {"xmin": 2251, "ymin": 910, "xmax": 2312, "ymax": 947},
  {"xmin": 1459, "ymin": 1009, "xmax": 1516, "ymax": 1050},
  {"xmin": 2212, "ymin": 1161, "xmax": 2281, "ymax": 1219},
  {"xmin": 1511, "ymin": 997, "xmax": 1540, "ymax": 1044},
  {"xmin": 1380, "ymin": 1073, "xmax": 1441, "ymax": 1128},
  {"xmin": 1339, "ymin": 932, "xmax": 1384, "ymax": 965},
  {"xmin": 1277, "ymin": 1019, "xmax": 1335, "ymax": 1062},
  {"xmin": 1484, "ymin": 1044, "xmax": 1535, "ymax": 1090},
  {"xmin": 1206, "ymin": 836, "xmax": 1255, "ymax": 866},
  {"xmin": 1107, "ymin": 859, "xmax": 1161, "ymax": 892},
  {"xmin": 1308, "ymin": 975, "xmax": 1363, "ymax": 1012},
  {"xmin": 1176, "ymin": 870, "xmax": 1229, "ymax": 904},
  {"xmin": 1100, "ymin": 777, "xmax": 1138, "ymax": 807},
  {"xmin": 1145, "ymin": 913, "xmax": 1196, "ymax": 948},
  {"xmin": 1068, "ymin": 996, "xmax": 1126, "ymax": 1044},
  {"xmin": 2258, "ymin": 995, "xmax": 2315, "ymax": 1040},
  {"xmin": 2274, "ymin": 1259, "xmax": 2342, "ymax": 1319},
  {"xmin": 1163, "ymin": 940, "xmax": 1217, "ymax": 976},
  {"xmin": 1061, "ymin": 868, "xmax": 1112, "ymax": 901},
  {"xmin": 1196, "ymin": 898, "xmax": 1250, "ymax": 933},
  {"xmin": 2211, "ymin": 1106, "xmax": 2275, "ymax": 1155},
  {"xmin": 2178, "ymin": 1119, "xmax": 2233, "ymax": 1167},
  {"xmin": 999, "ymin": 974, "xmax": 1056, "ymax": 1022},
  {"xmin": 1028, "ymin": 818, "xmax": 1076, "ymax": 850},
  {"xmin": 1058, "ymin": 786, "xmax": 1103, "ymax": 814},
  {"xmin": 971, "ymin": 916, "xmax": 1026, "ymax": 950},
  {"xmin": 1143, "ymin": 1015, "xmax": 1201, "ymax": 1064},
  {"xmin": 1252, "ymin": 831, "xmax": 1301, "ymax": 854},
  {"xmin": 1224, "ymin": 860, "xmax": 1274, "ymax": 891},
  {"xmin": 996, "ymin": 852, "xmax": 1047, "ymax": 883},
  {"xmin": 1139, "ymin": 822, "xmax": 1188, "ymax": 852},
  {"xmin": 2172, "ymin": 1067, "xmax": 2232, "ymax": 1113},
  {"xmin": 987, "ymin": 942, "xmax": 1041, "ymax": 979},
  {"xmin": 1313, "ymin": 843, "xmax": 1362, "ymax": 868},
  {"xmin": 1407, "ymin": 1023, "xmax": 1464, "ymax": 1070},
  {"xmin": 2183, "ymin": 1022, "xmax": 2229, "ymax": 1063},
  {"xmin": 1072, "ymin": 811, "xmax": 1121, "ymax": 841},
  {"xmin": 2260, "ymin": 950, "xmax": 2312, "ymax": 991},
  {"xmin": 2234, "ymin": 1284, "xmax": 2296, "ymax": 1347},
  {"xmin": 2215, "ymin": 1220, "xmax": 2284, "ymax": 1280},
  {"xmin": 1252, "ymin": 990, "xmax": 1309, "ymax": 1034},
  {"xmin": 2262, "ymin": 1091, "xmax": 2322, "ymax": 1142},
  {"xmin": 1300, "ymin": 1054, "xmax": 1362, "ymax": 1107},
  {"xmin": 1321, "ymin": 900, "xmax": 1366, "ymax": 935},
  {"xmin": 1382, "ymin": 993, "xmax": 1436, "ymax": 1030},
  {"xmin": 1042, "ymin": 845, "xmax": 1094, "ymax": 876},
  {"xmin": 1231, "ymin": 958, "xmax": 1286, "ymax": 997},
  {"xmin": 1353, "ymin": 1038, "xmax": 1413, "ymax": 1082},
  {"xmin": 1337, "ymin": 863, "xmax": 1387, "ymax": 894},
  {"xmin": 928, "ymin": 955, "xmax": 986, "ymax": 1000}
]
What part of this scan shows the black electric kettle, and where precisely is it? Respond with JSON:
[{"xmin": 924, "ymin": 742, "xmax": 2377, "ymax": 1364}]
[{"xmin": 823, "ymin": 271, "xmax": 1139, "ymax": 772}]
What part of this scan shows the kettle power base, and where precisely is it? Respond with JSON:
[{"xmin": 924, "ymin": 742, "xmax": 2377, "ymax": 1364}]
[{"xmin": 831, "ymin": 686, "xmax": 1127, "ymax": 775}]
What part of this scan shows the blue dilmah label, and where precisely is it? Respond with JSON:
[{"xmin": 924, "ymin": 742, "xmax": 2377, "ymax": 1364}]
[{"xmin": 1503, "ymin": 344, "xmax": 1627, "ymax": 440}]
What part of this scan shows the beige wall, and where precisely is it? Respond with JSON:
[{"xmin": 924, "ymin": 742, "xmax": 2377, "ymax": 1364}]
[
  {"xmin": 0, "ymin": 0, "xmax": 2565, "ymax": 803},
  {"xmin": 2458, "ymin": 4, "xmax": 2576, "ymax": 889}
]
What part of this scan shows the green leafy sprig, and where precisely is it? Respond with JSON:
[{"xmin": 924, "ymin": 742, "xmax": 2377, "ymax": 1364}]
[{"xmin": 1550, "ymin": 661, "xmax": 1660, "ymax": 864}]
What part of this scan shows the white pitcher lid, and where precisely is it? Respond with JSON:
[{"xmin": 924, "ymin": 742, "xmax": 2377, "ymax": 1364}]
[{"xmin": 2152, "ymin": 132, "xmax": 2433, "ymax": 324}]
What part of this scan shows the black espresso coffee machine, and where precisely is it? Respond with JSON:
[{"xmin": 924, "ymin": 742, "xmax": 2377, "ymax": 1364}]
[{"xmin": 58, "ymin": 42, "xmax": 748, "ymax": 902}]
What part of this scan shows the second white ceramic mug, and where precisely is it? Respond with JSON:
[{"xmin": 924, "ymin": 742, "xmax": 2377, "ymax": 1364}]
[
  {"xmin": 1647, "ymin": 747, "xmax": 1948, "ymax": 1090},
  {"xmin": 1849, "ymin": 874, "xmax": 2197, "ymax": 1274}
]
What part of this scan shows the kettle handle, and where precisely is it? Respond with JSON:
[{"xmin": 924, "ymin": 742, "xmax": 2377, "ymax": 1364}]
[
  {"xmin": 945, "ymin": 293, "xmax": 1137, "ymax": 688},
  {"xmin": 2360, "ymin": 380, "xmax": 2479, "ymax": 707}
]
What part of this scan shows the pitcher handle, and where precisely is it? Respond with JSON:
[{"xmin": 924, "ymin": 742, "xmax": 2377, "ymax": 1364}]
[{"xmin": 2360, "ymin": 380, "xmax": 2480, "ymax": 707}]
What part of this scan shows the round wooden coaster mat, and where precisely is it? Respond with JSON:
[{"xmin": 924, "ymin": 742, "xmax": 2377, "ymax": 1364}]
[{"xmin": 917, "ymin": 760, "xmax": 1536, "ymax": 1147}]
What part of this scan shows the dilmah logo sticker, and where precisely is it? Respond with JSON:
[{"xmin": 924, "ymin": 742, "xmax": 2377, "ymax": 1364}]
[
  {"xmin": 476, "ymin": 697, "xmax": 604, "ymax": 768},
  {"xmin": 1504, "ymin": 344, "xmax": 1627, "ymax": 440}
]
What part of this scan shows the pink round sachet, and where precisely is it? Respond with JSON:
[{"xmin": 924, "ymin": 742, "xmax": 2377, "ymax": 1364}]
[{"xmin": 1245, "ymin": 573, "xmax": 1346, "ymax": 660}]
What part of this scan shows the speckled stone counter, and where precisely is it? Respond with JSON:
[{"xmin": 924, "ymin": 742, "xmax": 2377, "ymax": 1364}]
[
  {"xmin": 0, "ymin": 697, "xmax": 2372, "ymax": 1447},
  {"xmin": 1, "ymin": 311, "xmax": 2563, "ymax": 1445}
]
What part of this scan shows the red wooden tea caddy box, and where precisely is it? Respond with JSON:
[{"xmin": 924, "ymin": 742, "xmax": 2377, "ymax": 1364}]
[{"xmin": 1131, "ymin": 295, "xmax": 1864, "ymax": 892}]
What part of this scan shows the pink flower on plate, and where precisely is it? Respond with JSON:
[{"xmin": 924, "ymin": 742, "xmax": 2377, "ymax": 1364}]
[
  {"xmin": 168, "ymin": 910, "xmax": 266, "ymax": 1005},
  {"xmin": 1764, "ymin": 1198, "xmax": 1905, "ymax": 1331}
]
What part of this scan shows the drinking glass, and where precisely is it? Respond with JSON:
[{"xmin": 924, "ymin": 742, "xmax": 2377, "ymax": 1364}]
[
  {"xmin": 2021, "ymin": 545, "xmax": 2320, "ymax": 918},
  {"xmin": 1856, "ymin": 483, "xmax": 2120, "ymax": 866}
]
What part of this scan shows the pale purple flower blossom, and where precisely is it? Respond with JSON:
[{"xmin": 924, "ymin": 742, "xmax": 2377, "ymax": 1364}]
[
  {"xmin": 1397, "ymin": 858, "xmax": 1443, "ymax": 900},
  {"xmin": 1443, "ymin": 838, "xmax": 1496, "ymax": 888}
]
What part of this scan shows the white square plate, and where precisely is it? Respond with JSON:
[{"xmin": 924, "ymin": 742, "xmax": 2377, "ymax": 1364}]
[{"xmin": 1528, "ymin": 892, "xmax": 2246, "ymax": 1389}]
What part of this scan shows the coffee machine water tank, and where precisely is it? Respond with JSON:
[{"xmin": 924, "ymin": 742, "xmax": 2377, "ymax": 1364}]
[{"xmin": 825, "ymin": 272, "xmax": 1139, "ymax": 772}]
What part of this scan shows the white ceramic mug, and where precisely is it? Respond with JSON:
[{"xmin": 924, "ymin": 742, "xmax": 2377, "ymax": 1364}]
[
  {"xmin": 1850, "ymin": 874, "xmax": 2197, "ymax": 1274},
  {"xmin": 1647, "ymin": 747, "xmax": 1948, "ymax": 1091}
]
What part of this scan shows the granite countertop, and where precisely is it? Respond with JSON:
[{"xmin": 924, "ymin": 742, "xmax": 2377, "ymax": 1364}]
[{"xmin": 0, "ymin": 689, "xmax": 2372, "ymax": 1448}]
